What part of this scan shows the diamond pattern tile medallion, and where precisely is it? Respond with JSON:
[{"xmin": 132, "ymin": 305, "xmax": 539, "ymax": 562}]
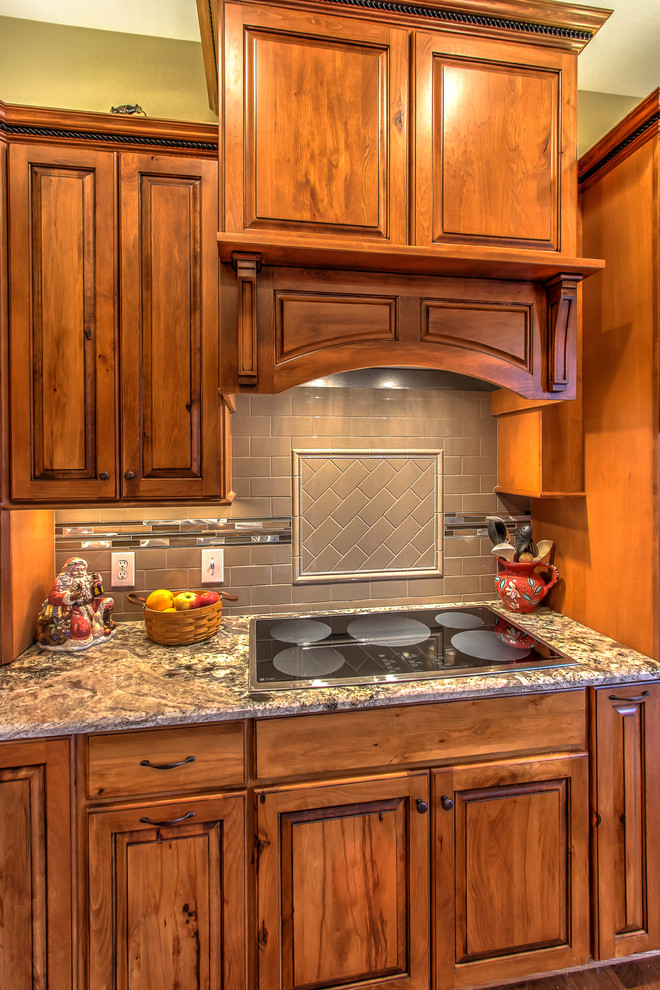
[{"xmin": 292, "ymin": 449, "xmax": 443, "ymax": 583}]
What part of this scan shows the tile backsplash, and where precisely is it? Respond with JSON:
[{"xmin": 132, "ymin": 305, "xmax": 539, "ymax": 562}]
[{"xmin": 55, "ymin": 384, "xmax": 527, "ymax": 621}]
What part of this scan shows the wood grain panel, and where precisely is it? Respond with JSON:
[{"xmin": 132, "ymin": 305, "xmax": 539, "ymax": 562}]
[
  {"xmin": 286, "ymin": 801, "xmax": 405, "ymax": 985},
  {"xmin": 0, "ymin": 770, "xmax": 45, "ymax": 990},
  {"xmin": 250, "ymin": 33, "xmax": 383, "ymax": 229},
  {"xmin": 86, "ymin": 722, "xmax": 245, "ymax": 799},
  {"xmin": 591, "ymin": 684, "xmax": 660, "ymax": 959},
  {"xmin": 255, "ymin": 692, "xmax": 586, "ymax": 780},
  {"xmin": 2, "ymin": 508, "xmax": 55, "ymax": 663},
  {"xmin": 223, "ymin": 2, "xmax": 407, "ymax": 243},
  {"xmin": 436, "ymin": 60, "xmax": 557, "ymax": 246},
  {"xmin": 536, "ymin": 133, "xmax": 657, "ymax": 655},
  {"xmin": 422, "ymin": 300, "xmax": 530, "ymax": 367},
  {"xmin": 434, "ymin": 754, "xmax": 589, "ymax": 988},
  {"xmin": 119, "ymin": 829, "xmax": 215, "ymax": 990},
  {"xmin": 459, "ymin": 780, "xmax": 567, "ymax": 958},
  {"xmin": 8, "ymin": 144, "xmax": 117, "ymax": 501},
  {"xmin": 276, "ymin": 290, "xmax": 397, "ymax": 362},
  {"xmin": 415, "ymin": 32, "xmax": 575, "ymax": 255},
  {"xmin": 88, "ymin": 793, "xmax": 245, "ymax": 990},
  {"xmin": 256, "ymin": 773, "xmax": 429, "ymax": 990},
  {"xmin": 0, "ymin": 738, "xmax": 71, "ymax": 990},
  {"xmin": 120, "ymin": 154, "xmax": 220, "ymax": 501},
  {"xmin": 0, "ymin": 124, "xmax": 7, "ymax": 505}
]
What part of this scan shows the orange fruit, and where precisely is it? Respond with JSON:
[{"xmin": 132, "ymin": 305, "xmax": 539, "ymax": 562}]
[{"xmin": 145, "ymin": 589, "xmax": 174, "ymax": 611}]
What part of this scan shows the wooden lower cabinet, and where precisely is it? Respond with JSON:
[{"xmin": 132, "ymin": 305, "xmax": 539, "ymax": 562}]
[
  {"xmin": 255, "ymin": 772, "xmax": 430, "ymax": 990},
  {"xmin": 87, "ymin": 792, "xmax": 246, "ymax": 990},
  {"xmin": 434, "ymin": 754, "xmax": 590, "ymax": 988},
  {"xmin": 590, "ymin": 682, "xmax": 660, "ymax": 959},
  {"xmin": 0, "ymin": 737, "xmax": 72, "ymax": 990}
]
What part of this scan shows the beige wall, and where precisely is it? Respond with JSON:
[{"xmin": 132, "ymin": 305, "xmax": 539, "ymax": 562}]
[
  {"xmin": 0, "ymin": 16, "xmax": 216, "ymax": 123},
  {"xmin": 577, "ymin": 91, "xmax": 640, "ymax": 157},
  {"xmin": 0, "ymin": 15, "xmax": 641, "ymax": 150}
]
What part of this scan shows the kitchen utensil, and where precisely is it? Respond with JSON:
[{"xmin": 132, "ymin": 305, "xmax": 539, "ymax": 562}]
[
  {"xmin": 490, "ymin": 542, "xmax": 517, "ymax": 561},
  {"xmin": 487, "ymin": 516, "xmax": 510, "ymax": 546},
  {"xmin": 514, "ymin": 522, "xmax": 533, "ymax": 557},
  {"xmin": 533, "ymin": 539, "xmax": 554, "ymax": 563}
]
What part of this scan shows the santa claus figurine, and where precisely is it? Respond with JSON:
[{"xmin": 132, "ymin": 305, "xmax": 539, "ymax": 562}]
[{"xmin": 36, "ymin": 557, "xmax": 117, "ymax": 651}]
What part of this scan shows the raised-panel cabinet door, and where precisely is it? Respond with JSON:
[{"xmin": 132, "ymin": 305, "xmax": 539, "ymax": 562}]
[
  {"xmin": 256, "ymin": 772, "xmax": 429, "ymax": 990},
  {"xmin": 590, "ymin": 683, "xmax": 660, "ymax": 959},
  {"xmin": 8, "ymin": 144, "xmax": 117, "ymax": 501},
  {"xmin": 88, "ymin": 793, "xmax": 246, "ymax": 990},
  {"xmin": 414, "ymin": 32, "xmax": 576, "ymax": 254},
  {"xmin": 434, "ymin": 754, "xmax": 589, "ymax": 988},
  {"xmin": 0, "ymin": 738, "xmax": 72, "ymax": 990},
  {"xmin": 120, "ymin": 154, "xmax": 222, "ymax": 500},
  {"xmin": 223, "ymin": 2, "xmax": 408, "ymax": 244}
]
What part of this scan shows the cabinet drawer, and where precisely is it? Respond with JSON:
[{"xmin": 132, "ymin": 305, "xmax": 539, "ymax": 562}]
[
  {"xmin": 255, "ymin": 691, "xmax": 586, "ymax": 780},
  {"xmin": 87, "ymin": 722, "xmax": 246, "ymax": 799}
]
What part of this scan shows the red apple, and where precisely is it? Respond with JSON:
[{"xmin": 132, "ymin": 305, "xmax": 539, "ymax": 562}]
[
  {"xmin": 193, "ymin": 591, "xmax": 220, "ymax": 609},
  {"xmin": 173, "ymin": 591, "xmax": 198, "ymax": 611}
]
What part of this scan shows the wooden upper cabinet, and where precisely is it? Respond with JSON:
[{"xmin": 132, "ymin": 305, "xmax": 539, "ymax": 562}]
[
  {"xmin": 414, "ymin": 33, "xmax": 576, "ymax": 254},
  {"xmin": 0, "ymin": 737, "xmax": 72, "ymax": 990},
  {"xmin": 120, "ymin": 153, "xmax": 222, "ymax": 500},
  {"xmin": 8, "ymin": 143, "xmax": 118, "ymax": 501},
  {"xmin": 223, "ymin": 2, "xmax": 408, "ymax": 243}
]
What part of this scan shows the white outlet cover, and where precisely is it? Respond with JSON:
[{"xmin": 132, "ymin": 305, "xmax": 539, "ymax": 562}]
[{"xmin": 111, "ymin": 551, "xmax": 135, "ymax": 587}]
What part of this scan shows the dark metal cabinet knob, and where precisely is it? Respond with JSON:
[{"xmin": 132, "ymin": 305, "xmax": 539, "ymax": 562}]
[
  {"xmin": 416, "ymin": 799, "xmax": 429, "ymax": 814},
  {"xmin": 441, "ymin": 795, "xmax": 454, "ymax": 812},
  {"xmin": 98, "ymin": 471, "xmax": 110, "ymax": 481},
  {"xmin": 124, "ymin": 470, "xmax": 135, "ymax": 481}
]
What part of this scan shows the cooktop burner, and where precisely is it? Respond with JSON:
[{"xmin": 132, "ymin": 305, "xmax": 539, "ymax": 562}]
[{"xmin": 249, "ymin": 605, "xmax": 574, "ymax": 691}]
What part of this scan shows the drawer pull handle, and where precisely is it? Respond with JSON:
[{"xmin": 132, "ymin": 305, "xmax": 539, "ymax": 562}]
[
  {"xmin": 139, "ymin": 811, "xmax": 195, "ymax": 827},
  {"xmin": 140, "ymin": 756, "xmax": 196, "ymax": 770},
  {"xmin": 441, "ymin": 795, "xmax": 454, "ymax": 812},
  {"xmin": 608, "ymin": 691, "xmax": 649, "ymax": 703},
  {"xmin": 416, "ymin": 799, "xmax": 429, "ymax": 814}
]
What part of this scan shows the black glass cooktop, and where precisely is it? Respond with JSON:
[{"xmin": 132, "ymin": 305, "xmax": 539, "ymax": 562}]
[{"xmin": 249, "ymin": 605, "xmax": 574, "ymax": 691}]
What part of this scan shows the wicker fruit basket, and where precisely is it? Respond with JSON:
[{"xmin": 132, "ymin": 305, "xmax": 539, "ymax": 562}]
[{"xmin": 127, "ymin": 590, "xmax": 238, "ymax": 646}]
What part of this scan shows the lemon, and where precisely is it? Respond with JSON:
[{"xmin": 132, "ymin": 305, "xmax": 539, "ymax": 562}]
[{"xmin": 145, "ymin": 589, "xmax": 174, "ymax": 611}]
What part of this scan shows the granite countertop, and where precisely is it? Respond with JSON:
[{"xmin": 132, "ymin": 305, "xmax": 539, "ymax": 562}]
[{"xmin": 1, "ymin": 602, "xmax": 658, "ymax": 741}]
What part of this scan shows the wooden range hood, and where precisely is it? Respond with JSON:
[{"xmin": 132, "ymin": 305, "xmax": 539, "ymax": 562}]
[{"xmin": 199, "ymin": 0, "xmax": 609, "ymax": 398}]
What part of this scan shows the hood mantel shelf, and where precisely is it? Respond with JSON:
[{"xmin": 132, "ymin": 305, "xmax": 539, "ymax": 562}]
[{"xmin": 217, "ymin": 233, "xmax": 604, "ymax": 284}]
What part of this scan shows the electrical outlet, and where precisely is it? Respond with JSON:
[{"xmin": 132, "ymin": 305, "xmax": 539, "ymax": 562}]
[
  {"xmin": 111, "ymin": 551, "xmax": 135, "ymax": 587},
  {"xmin": 201, "ymin": 549, "xmax": 223, "ymax": 584}
]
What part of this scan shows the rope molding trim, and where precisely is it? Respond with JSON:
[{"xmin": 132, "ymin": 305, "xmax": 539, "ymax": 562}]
[
  {"xmin": 326, "ymin": 0, "xmax": 593, "ymax": 40},
  {"xmin": 0, "ymin": 121, "xmax": 217, "ymax": 151},
  {"xmin": 579, "ymin": 111, "xmax": 660, "ymax": 184}
]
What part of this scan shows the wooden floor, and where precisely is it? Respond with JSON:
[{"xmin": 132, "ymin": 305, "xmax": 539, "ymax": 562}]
[{"xmin": 503, "ymin": 956, "xmax": 660, "ymax": 990}]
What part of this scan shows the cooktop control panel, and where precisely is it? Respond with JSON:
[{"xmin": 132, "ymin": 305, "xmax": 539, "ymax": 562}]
[{"xmin": 249, "ymin": 605, "xmax": 574, "ymax": 691}]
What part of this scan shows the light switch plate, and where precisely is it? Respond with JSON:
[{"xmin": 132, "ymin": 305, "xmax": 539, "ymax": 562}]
[
  {"xmin": 201, "ymin": 549, "xmax": 224, "ymax": 584},
  {"xmin": 111, "ymin": 551, "xmax": 135, "ymax": 587}
]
